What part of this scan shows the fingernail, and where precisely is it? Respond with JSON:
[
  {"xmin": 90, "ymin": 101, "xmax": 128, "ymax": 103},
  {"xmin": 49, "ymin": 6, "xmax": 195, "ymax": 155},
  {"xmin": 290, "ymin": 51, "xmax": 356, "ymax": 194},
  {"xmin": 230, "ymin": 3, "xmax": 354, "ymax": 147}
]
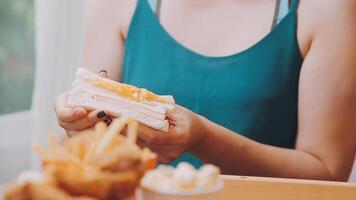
[
  {"xmin": 103, "ymin": 117, "xmax": 112, "ymax": 126},
  {"xmin": 99, "ymin": 70, "xmax": 107, "ymax": 74},
  {"xmin": 97, "ymin": 111, "xmax": 107, "ymax": 119}
]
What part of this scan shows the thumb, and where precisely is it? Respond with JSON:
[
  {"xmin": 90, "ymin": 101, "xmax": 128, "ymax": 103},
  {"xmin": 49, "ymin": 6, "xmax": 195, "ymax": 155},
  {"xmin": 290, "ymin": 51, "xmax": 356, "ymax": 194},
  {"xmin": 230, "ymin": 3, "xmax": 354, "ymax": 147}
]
[
  {"xmin": 98, "ymin": 69, "xmax": 108, "ymax": 78},
  {"xmin": 88, "ymin": 110, "xmax": 108, "ymax": 124}
]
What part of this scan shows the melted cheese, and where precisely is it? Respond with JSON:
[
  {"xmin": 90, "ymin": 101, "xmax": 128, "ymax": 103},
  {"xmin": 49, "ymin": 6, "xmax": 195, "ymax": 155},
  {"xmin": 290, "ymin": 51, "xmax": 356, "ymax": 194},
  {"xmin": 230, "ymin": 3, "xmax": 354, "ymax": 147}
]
[{"xmin": 90, "ymin": 80, "xmax": 167, "ymax": 103}]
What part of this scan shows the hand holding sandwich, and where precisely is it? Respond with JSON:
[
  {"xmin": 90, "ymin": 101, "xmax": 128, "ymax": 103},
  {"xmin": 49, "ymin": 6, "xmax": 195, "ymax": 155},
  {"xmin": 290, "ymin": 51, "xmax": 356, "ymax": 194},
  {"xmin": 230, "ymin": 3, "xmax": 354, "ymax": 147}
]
[
  {"xmin": 54, "ymin": 70, "xmax": 111, "ymax": 136},
  {"xmin": 137, "ymin": 105, "xmax": 208, "ymax": 163},
  {"xmin": 54, "ymin": 68, "xmax": 207, "ymax": 163}
]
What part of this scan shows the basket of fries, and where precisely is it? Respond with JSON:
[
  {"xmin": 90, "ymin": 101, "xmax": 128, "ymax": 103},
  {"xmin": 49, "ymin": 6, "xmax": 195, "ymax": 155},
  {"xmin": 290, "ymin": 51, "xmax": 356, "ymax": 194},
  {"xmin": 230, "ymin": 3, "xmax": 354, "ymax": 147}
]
[{"xmin": 4, "ymin": 117, "xmax": 157, "ymax": 200}]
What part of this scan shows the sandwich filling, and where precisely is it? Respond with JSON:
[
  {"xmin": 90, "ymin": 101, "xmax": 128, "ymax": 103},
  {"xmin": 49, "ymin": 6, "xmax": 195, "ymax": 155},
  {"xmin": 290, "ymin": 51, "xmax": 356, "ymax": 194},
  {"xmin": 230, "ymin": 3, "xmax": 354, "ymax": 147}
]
[{"xmin": 67, "ymin": 68, "xmax": 175, "ymax": 132}]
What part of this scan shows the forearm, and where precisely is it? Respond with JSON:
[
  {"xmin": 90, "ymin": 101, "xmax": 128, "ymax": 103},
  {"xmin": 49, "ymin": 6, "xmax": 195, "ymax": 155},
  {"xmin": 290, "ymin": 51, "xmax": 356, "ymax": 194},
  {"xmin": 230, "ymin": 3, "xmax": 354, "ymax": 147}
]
[{"xmin": 191, "ymin": 117, "xmax": 336, "ymax": 181}]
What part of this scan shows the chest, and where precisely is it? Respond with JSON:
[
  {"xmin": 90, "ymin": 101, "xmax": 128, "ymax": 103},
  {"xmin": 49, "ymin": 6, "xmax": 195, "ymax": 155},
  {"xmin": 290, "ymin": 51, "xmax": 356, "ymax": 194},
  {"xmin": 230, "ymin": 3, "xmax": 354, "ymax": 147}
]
[
  {"xmin": 158, "ymin": 0, "xmax": 277, "ymax": 57},
  {"xmin": 123, "ymin": 0, "xmax": 302, "ymax": 146},
  {"xmin": 124, "ymin": 0, "xmax": 303, "ymax": 104}
]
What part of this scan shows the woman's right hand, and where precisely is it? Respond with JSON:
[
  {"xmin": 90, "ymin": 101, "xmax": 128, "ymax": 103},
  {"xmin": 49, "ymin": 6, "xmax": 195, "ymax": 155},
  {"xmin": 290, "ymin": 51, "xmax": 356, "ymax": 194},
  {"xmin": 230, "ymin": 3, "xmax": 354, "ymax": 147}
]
[
  {"xmin": 54, "ymin": 70, "xmax": 110, "ymax": 136},
  {"xmin": 54, "ymin": 92, "xmax": 109, "ymax": 136}
]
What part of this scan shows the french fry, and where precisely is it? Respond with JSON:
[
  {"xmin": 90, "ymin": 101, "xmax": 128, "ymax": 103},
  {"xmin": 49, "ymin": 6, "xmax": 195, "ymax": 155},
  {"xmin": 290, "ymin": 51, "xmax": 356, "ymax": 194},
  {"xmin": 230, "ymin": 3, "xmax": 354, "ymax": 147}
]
[
  {"xmin": 57, "ymin": 148, "xmax": 85, "ymax": 168},
  {"xmin": 83, "ymin": 122, "xmax": 107, "ymax": 164},
  {"xmin": 4, "ymin": 182, "xmax": 98, "ymax": 200},
  {"xmin": 127, "ymin": 120, "xmax": 138, "ymax": 144},
  {"xmin": 83, "ymin": 142, "xmax": 97, "ymax": 164},
  {"xmin": 5, "ymin": 118, "xmax": 156, "ymax": 200},
  {"xmin": 95, "ymin": 117, "xmax": 129, "ymax": 156},
  {"xmin": 73, "ymin": 141, "xmax": 86, "ymax": 161},
  {"xmin": 95, "ymin": 122, "xmax": 107, "ymax": 139},
  {"xmin": 47, "ymin": 133, "xmax": 59, "ymax": 156},
  {"xmin": 142, "ymin": 147, "xmax": 157, "ymax": 170},
  {"xmin": 94, "ymin": 144, "xmax": 142, "ymax": 171},
  {"xmin": 33, "ymin": 143, "xmax": 48, "ymax": 161}
]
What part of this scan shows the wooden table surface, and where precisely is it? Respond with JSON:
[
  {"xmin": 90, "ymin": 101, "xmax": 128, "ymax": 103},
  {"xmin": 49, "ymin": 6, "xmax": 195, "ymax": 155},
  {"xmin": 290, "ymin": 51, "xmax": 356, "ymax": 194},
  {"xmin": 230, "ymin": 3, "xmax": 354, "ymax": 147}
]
[
  {"xmin": 2, "ymin": 176, "xmax": 356, "ymax": 200},
  {"xmin": 216, "ymin": 175, "xmax": 356, "ymax": 200},
  {"xmin": 138, "ymin": 175, "xmax": 356, "ymax": 200}
]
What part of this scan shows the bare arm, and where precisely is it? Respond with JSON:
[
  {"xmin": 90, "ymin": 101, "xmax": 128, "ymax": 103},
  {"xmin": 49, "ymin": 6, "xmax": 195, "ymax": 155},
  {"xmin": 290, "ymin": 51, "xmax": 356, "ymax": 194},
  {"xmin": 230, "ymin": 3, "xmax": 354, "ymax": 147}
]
[
  {"xmin": 54, "ymin": 0, "xmax": 136, "ymax": 133},
  {"xmin": 192, "ymin": 1, "xmax": 356, "ymax": 181},
  {"xmin": 81, "ymin": 0, "xmax": 136, "ymax": 80}
]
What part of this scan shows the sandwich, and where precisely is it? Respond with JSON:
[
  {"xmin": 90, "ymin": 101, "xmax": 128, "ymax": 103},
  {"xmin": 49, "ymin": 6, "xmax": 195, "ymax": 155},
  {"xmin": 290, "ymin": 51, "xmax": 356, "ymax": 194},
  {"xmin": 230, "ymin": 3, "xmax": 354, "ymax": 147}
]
[{"xmin": 67, "ymin": 68, "xmax": 175, "ymax": 132}]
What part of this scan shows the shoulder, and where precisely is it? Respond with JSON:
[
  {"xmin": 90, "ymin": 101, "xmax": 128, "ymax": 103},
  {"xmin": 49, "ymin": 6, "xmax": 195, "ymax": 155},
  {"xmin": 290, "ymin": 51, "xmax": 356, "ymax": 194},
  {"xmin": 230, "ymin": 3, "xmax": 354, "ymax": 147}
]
[
  {"xmin": 299, "ymin": 0, "xmax": 356, "ymax": 33},
  {"xmin": 299, "ymin": 0, "xmax": 356, "ymax": 17},
  {"xmin": 86, "ymin": 0, "xmax": 137, "ymax": 37},
  {"xmin": 296, "ymin": 0, "xmax": 356, "ymax": 56}
]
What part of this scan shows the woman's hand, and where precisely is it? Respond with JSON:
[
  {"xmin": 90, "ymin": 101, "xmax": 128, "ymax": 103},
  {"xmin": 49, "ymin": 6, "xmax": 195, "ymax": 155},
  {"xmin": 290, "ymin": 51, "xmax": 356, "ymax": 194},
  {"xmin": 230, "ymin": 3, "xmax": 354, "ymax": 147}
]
[
  {"xmin": 54, "ymin": 70, "xmax": 110, "ymax": 136},
  {"xmin": 54, "ymin": 92, "xmax": 109, "ymax": 136},
  {"xmin": 137, "ymin": 105, "xmax": 207, "ymax": 163}
]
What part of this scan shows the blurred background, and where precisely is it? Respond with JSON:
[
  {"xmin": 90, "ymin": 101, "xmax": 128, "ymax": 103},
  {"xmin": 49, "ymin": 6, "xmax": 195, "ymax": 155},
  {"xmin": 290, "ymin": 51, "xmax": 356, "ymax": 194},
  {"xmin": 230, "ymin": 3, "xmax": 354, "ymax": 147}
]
[
  {"xmin": 0, "ymin": 0, "xmax": 34, "ymax": 115},
  {"xmin": 0, "ymin": 0, "xmax": 87, "ymax": 183},
  {"xmin": 0, "ymin": 0, "xmax": 354, "ymax": 184}
]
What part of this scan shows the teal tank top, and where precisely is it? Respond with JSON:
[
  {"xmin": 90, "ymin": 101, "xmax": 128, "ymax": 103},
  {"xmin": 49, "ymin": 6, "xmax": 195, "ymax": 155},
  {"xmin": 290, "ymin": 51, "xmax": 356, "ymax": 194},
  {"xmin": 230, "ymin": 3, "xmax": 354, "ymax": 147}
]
[{"xmin": 123, "ymin": 0, "xmax": 303, "ymax": 167}]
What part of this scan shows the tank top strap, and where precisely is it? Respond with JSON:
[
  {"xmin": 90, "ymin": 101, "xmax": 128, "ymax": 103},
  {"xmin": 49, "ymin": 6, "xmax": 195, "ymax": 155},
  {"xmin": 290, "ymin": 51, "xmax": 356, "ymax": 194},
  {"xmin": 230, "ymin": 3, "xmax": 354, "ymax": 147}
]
[
  {"xmin": 271, "ymin": 0, "xmax": 290, "ymax": 29},
  {"xmin": 290, "ymin": 0, "xmax": 300, "ymax": 12},
  {"xmin": 147, "ymin": 0, "xmax": 162, "ymax": 18}
]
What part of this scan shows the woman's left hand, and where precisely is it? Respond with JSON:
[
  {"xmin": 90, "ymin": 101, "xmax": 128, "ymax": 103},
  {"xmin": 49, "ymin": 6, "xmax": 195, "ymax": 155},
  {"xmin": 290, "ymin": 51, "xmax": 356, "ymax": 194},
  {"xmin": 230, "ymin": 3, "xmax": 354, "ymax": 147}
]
[{"xmin": 137, "ymin": 105, "xmax": 207, "ymax": 163}]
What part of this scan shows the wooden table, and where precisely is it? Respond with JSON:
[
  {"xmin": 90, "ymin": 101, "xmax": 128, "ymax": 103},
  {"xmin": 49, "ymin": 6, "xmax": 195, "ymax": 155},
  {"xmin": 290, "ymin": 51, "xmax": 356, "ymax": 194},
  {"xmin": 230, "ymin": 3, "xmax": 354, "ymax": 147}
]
[
  {"xmin": 139, "ymin": 175, "xmax": 356, "ymax": 200},
  {"xmin": 2, "ymin": 176, "xmax": 356, "ymax": 200}
]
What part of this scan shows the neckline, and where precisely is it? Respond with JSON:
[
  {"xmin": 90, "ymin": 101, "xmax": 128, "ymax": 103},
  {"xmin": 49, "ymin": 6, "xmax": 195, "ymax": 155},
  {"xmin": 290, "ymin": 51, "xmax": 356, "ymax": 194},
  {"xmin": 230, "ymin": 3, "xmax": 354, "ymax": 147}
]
[{"xmin": 142, "ymin": 0, "xmax": 296, "ymax": 61}]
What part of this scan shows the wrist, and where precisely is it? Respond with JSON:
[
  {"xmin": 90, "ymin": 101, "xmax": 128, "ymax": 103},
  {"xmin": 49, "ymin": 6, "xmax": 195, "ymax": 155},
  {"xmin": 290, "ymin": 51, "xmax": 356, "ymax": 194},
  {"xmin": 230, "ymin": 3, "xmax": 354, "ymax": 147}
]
[{"xmin": 189, "ymin": 114, "xmax": 212, "ymax": 153}]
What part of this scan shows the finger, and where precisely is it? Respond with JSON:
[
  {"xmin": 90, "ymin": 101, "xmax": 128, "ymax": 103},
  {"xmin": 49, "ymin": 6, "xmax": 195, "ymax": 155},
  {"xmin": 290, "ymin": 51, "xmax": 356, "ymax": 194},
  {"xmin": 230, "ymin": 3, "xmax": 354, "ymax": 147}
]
[
  {"xmin": 54, "ymin": 92, "xmax": 87, "ymax": 122},
  {"xmin": 58, "ymin": 110, "xmax": 108, "ymax": 131},
  {"xmin": 137, "ymin": 140, "xmax": 164, "ymax": 157},
  {"xmin": 137, "ymin": 124, "xmax": 170, "ymax": 144},
  {"xmin": 65, "ymin": 130, "xmax": 80, "ymax": 137},
  {"xmin": 167, "ymin": 119, "xmax": 177, "ymax": 126},
  {"xmin": 137, "ymin": 139, "xmax": 182, "ymax": 163},
  {"xmin": 102, "ymin": 116, "xmax": 113, "ymax": 126},
  {"xmin": 137, "ymin": 138, "xmax": 150, "ymax": 149},
  {"xmin": 138, "ymin": 124, "xmax": 181, "ymax": 145},
  {"xmin": 136, "ymin": 138, "xmax": 179, "ymax": 154},
  {"xmin": 165, "ymin": 106, "xmax": 176, "ymax": 120},
  {"xmin": 166, "ymin": 104, "xmax": 185, "ymax": 122},
  {"xmin": 137, "ymin": 140, "xmax": 161, "ymax": 154},
  {"xmin": 98, "ymin": 69, "xmax": 108, "ymax": 78},
  {"xmin": 58, "ymin": 110, "xmax": 106, "ymax": 131},
  {"xmin": 136, "ymin": 138, "xmax": 168, "ymax": 151}
]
